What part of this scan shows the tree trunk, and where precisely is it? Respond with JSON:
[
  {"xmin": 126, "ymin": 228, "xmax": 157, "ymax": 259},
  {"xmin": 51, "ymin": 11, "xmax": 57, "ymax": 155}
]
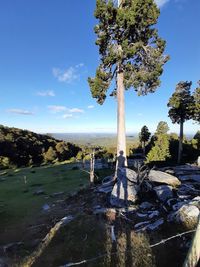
[
  {"xmin": 178, "ymin": 121, "xmax": 184, "ymax": 164},
  {"xmin": 90, "ymin": 150, "xmax": 95, "ymax": 185},
  {"xmin": 143, "ymin": 141, "xmax": 146, "ymax": 156},
  {"xmin": 117, "ymin": 69, "xmax": 127, "ymax": 166}
]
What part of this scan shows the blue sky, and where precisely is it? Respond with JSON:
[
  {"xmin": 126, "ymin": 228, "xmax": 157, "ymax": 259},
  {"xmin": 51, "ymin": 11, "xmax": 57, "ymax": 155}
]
[{"xmin": 0, "ymin": 0, "xmax": 199, "ymax": 134}]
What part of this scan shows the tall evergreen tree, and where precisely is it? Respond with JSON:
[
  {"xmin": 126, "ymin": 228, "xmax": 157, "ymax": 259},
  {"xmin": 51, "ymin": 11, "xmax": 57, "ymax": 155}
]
[
  {"xmin": 167, "ymin": 81, "xmax": 194, "ymax": 164},
  {"xmin": 88, "ymin": 0, "xmax": 169, "ymax": 165},
  {"xmin": 193, "ymin": 81, "xmax": 200, "ymax": 123},
  {"xmin": 139, "ymin": 125, "xmax": 151, "ymax": 155}
]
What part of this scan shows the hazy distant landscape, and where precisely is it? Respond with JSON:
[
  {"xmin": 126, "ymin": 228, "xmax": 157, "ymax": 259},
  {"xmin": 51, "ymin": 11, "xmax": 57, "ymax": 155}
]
[{"xmin": 52, "ymin": 133, "xmax": 138, "ymax": 147}]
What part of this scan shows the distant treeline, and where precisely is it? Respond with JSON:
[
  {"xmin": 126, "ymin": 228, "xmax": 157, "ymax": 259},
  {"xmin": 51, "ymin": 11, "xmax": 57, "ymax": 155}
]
[{"xmin": 0, "ymin": 125, "xmax": 81, "ymax": 169}]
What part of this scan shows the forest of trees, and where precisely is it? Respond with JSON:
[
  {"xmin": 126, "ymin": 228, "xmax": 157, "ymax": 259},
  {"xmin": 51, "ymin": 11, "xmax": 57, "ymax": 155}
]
[{"xmin": 0, "ymin": 125, "xmax": 81, "ymax": 169}]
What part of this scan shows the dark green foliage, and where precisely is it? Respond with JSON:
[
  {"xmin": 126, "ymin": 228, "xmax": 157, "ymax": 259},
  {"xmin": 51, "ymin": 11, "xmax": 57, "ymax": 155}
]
[
  {"xmin": 0, "ymin": 125, "xmax": 81, "ymax": 169},
  {"xmin": 88, "ymin": 0, "xmax": 169, "ymax": 103},
  {"xmin": 167, "ymin": 81, "xmax": 194, "ymax": 163},
  {"xmin": 167, "ymin": 81, "xmax": 194, "ymax": 124},
  {"xmin": 146, "ymin": 121, "xmax": 170, "ymax": 162},
  {"xmin": 193, "ymin": 130, "xmax": 200, "ymax": 150},
  {"xmin": 139, "ymin": 125, "xmax": 151, "ymax": 154},
  {"xmin": 193, "ymin": 81, "xmax": 200, "ymax": 123}
]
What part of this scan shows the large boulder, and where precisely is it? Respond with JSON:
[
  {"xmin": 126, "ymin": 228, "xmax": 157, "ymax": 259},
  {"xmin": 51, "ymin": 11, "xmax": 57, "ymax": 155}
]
[
  {"xmin": 168, "ymin": 204, "xmax": 199, "ymax": 230},
  {"xmin": 154, "ymin": 185, "xmax": 173, "ymax": 202},
  {"xmin": 148, "ymin": 170, "xmax": 181, "ymax": 186},
  {"xmin": 110, "ymin": 168, "xmax": 138, "ymax": 207}
]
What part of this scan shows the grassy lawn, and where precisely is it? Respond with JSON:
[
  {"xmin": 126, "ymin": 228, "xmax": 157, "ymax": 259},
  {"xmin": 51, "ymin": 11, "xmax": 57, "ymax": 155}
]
[{"xmin": 0, "ymin": 164, "xmax": 112, "ymax": 244}]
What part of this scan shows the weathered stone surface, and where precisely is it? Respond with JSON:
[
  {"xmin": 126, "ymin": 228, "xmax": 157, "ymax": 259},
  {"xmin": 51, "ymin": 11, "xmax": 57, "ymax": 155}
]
[
  {"xmin": 97, "ymin": 176, "xmax": 115, "ymax": 193},
  {"xmin": 110, "ymin": 168, "xmax": 138, "ymax": 207},
  {"xmin": 154, "ymin": 185, "xmax": 173, "ymax": 202},
  {"xmin": 168, "ymin": 204, "xmax": 199, "ymax": 230},
  {"xmin": 139, "ymin": 202, "xmax": 154, "ymax": 210},
  {"xmin": 148, "ymin": 170, "xmax": 181, "ymax": 186},
  {"xmin": 178, "ymin": 174, "xmax": 200, "ymax": 183},
  {"xmin": 135, "ymin": 218, "xmax": 164, "ymax": 232},
  {"xmin": 118, "ymin": 168, "xmax": 138, "ymax": 183}
]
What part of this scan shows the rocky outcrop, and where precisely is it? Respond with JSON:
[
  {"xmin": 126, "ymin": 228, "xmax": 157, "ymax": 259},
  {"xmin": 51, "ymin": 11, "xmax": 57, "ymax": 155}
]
[
  {"xmin": 148, "ymin": 170, "xmax": 181, "ymax": 186},
  {"xmin": 154, "ymin": 185, "xmax": 173, "ymax": 202},
  {"xmin": 110, "ymin": 168, "xmax": 138, "ymax": 207}
]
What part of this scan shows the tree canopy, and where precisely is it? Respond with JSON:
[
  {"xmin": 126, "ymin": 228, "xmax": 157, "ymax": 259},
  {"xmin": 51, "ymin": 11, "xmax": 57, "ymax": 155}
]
[
  {"xmin": 88, "ymin": 0, "xmax": 169, "ymax": 104},
  {"xmin": 167, "ymin": 81, "xmax": 194, "ymax": 124},
  {"xmin": 193, "ymin": 81, "xmax": 200, "ymax": 123}
]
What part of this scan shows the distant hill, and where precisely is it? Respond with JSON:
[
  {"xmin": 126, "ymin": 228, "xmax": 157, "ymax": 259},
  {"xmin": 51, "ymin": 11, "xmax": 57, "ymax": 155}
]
[
  {"xmin": 51, "ymin": 133, "xmax": 139, "ymax": 147},
  {"xmin": 0, "ymin": 125, "xmax": 81, "ymax": 169}
]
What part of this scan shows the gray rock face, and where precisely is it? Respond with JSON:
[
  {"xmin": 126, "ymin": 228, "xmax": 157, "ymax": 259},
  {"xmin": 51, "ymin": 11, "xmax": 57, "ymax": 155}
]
[
  {"xmin": 110, "ymin": 168, "xmax": 138, "ymax": 207},
  {"xmin": 154, "ymin": 185, "xmax": 173, "ymax": 202},
  {"xmin": 148, "ymin": 170, "xmax": 181, "ymax": 186}
]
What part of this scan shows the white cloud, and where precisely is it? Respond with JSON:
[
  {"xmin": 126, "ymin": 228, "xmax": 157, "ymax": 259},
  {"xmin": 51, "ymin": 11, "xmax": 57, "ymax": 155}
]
[
  {"xmin": 87, "ymin": 105, "xmax": 94, "ymax": 109},
  {"xmin": 7, "ymin": 109, "xmax": 34, "ymax": 115},
  {"xmin": 69, "ymin": 108, "xmax": 84, "ymax": 113},
  {"xmin": 48, "ymin": 105, "xmax": 67, "ymax": 113},
  {"xmin": 52, "ymin": 63, "xmax": 84, "ymax": 83},
  {"xmin": 63, "ymin": 114, "xmax": 73, "ymax": 119},
  {"xmin": 37, "ymin": 90, "xmax": 55, "ymax": 97},
  {"xmin": 154, "ymin": 0, "xmax": 170, "ymax": 7}
]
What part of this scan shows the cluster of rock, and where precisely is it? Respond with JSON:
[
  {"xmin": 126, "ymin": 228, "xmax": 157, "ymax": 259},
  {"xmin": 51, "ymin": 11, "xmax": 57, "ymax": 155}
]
[{"xmin": 97, "ymin": 165, "xmax": 200, "ymax": 232}]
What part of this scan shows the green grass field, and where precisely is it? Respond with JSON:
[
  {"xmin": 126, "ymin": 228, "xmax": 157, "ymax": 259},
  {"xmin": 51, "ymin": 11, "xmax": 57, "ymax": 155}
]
[{"xmin": 0, "ymin": 164, "xmax": 112, "ymax": 244}]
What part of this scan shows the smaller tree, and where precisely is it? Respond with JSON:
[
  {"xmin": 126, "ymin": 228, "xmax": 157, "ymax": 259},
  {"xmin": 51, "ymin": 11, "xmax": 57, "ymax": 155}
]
[
  {"xmin": 155, "ymin": 121, "xmax": 169, "ymax": 135},
  {"xmin": 167, "ymin": 81, "xmax": 194, "ymax": 164},
  {"xmin": 193, "ymin": 81, "xmax": 200, "ymax": 123},
  {"xmin": 146, "ymin": 121, "xmax": 170, "ymax": 163},
  {"xmin": 139, "ymin": 126, "xmax": 151, "ymax": 155}
]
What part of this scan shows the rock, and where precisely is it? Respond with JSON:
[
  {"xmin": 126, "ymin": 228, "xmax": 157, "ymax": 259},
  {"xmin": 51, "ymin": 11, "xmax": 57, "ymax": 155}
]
[
  {"xmin": 148, "ymin": 210, "xmax": 160, "ymax": 219},
  {"xmin": 168, "ymin": 204, "xmax": 199, "ymax": 230},
  {"xmin": 42, "ymin": 204, "xmax": 50, "ymax": 211},
  {"xmin": 178, "ymin": 174, "xmax": 200, "ymax": 183},
  {"xmin": 97, "ymin": 175, "xmax": 115, "ymax": 194},
  {"xmin": 135, "ymin": 218, "xmax": 164, "ymax": 232},
  {"xmin": 154, "ymin": 185, "xmax": 173, "ymax": 202},
  {"xmin": 136, "ymin": 210, "xmax": 159, "ymax": 219},
  {"xmin": 134, "ymin": 221, "xmax": 151, "ymax": 230},
  {"xmin": 177, "ymin": 184, "xmax": 200, "ymax": 197},
  {"xmin": 110, "ymin": 169, "xmax": 138, "ymax": 207},
  {"xmin": 139, "ymin": 202, "xmax": 154, "ymax": 210},
  {"xmin": 119, "ymin": 168, "xmax": 138, "ymax": 183},
  {"xmin": 33, "ymin": 189, "xmax": 45, "ymax": 196},
  {"xmin": 148, "ymin": 170, "xmax": 181, "ymax": 186},
  {"xmin": 51, "ymin": 192, "xmax": 64, "ymax": 197}
]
